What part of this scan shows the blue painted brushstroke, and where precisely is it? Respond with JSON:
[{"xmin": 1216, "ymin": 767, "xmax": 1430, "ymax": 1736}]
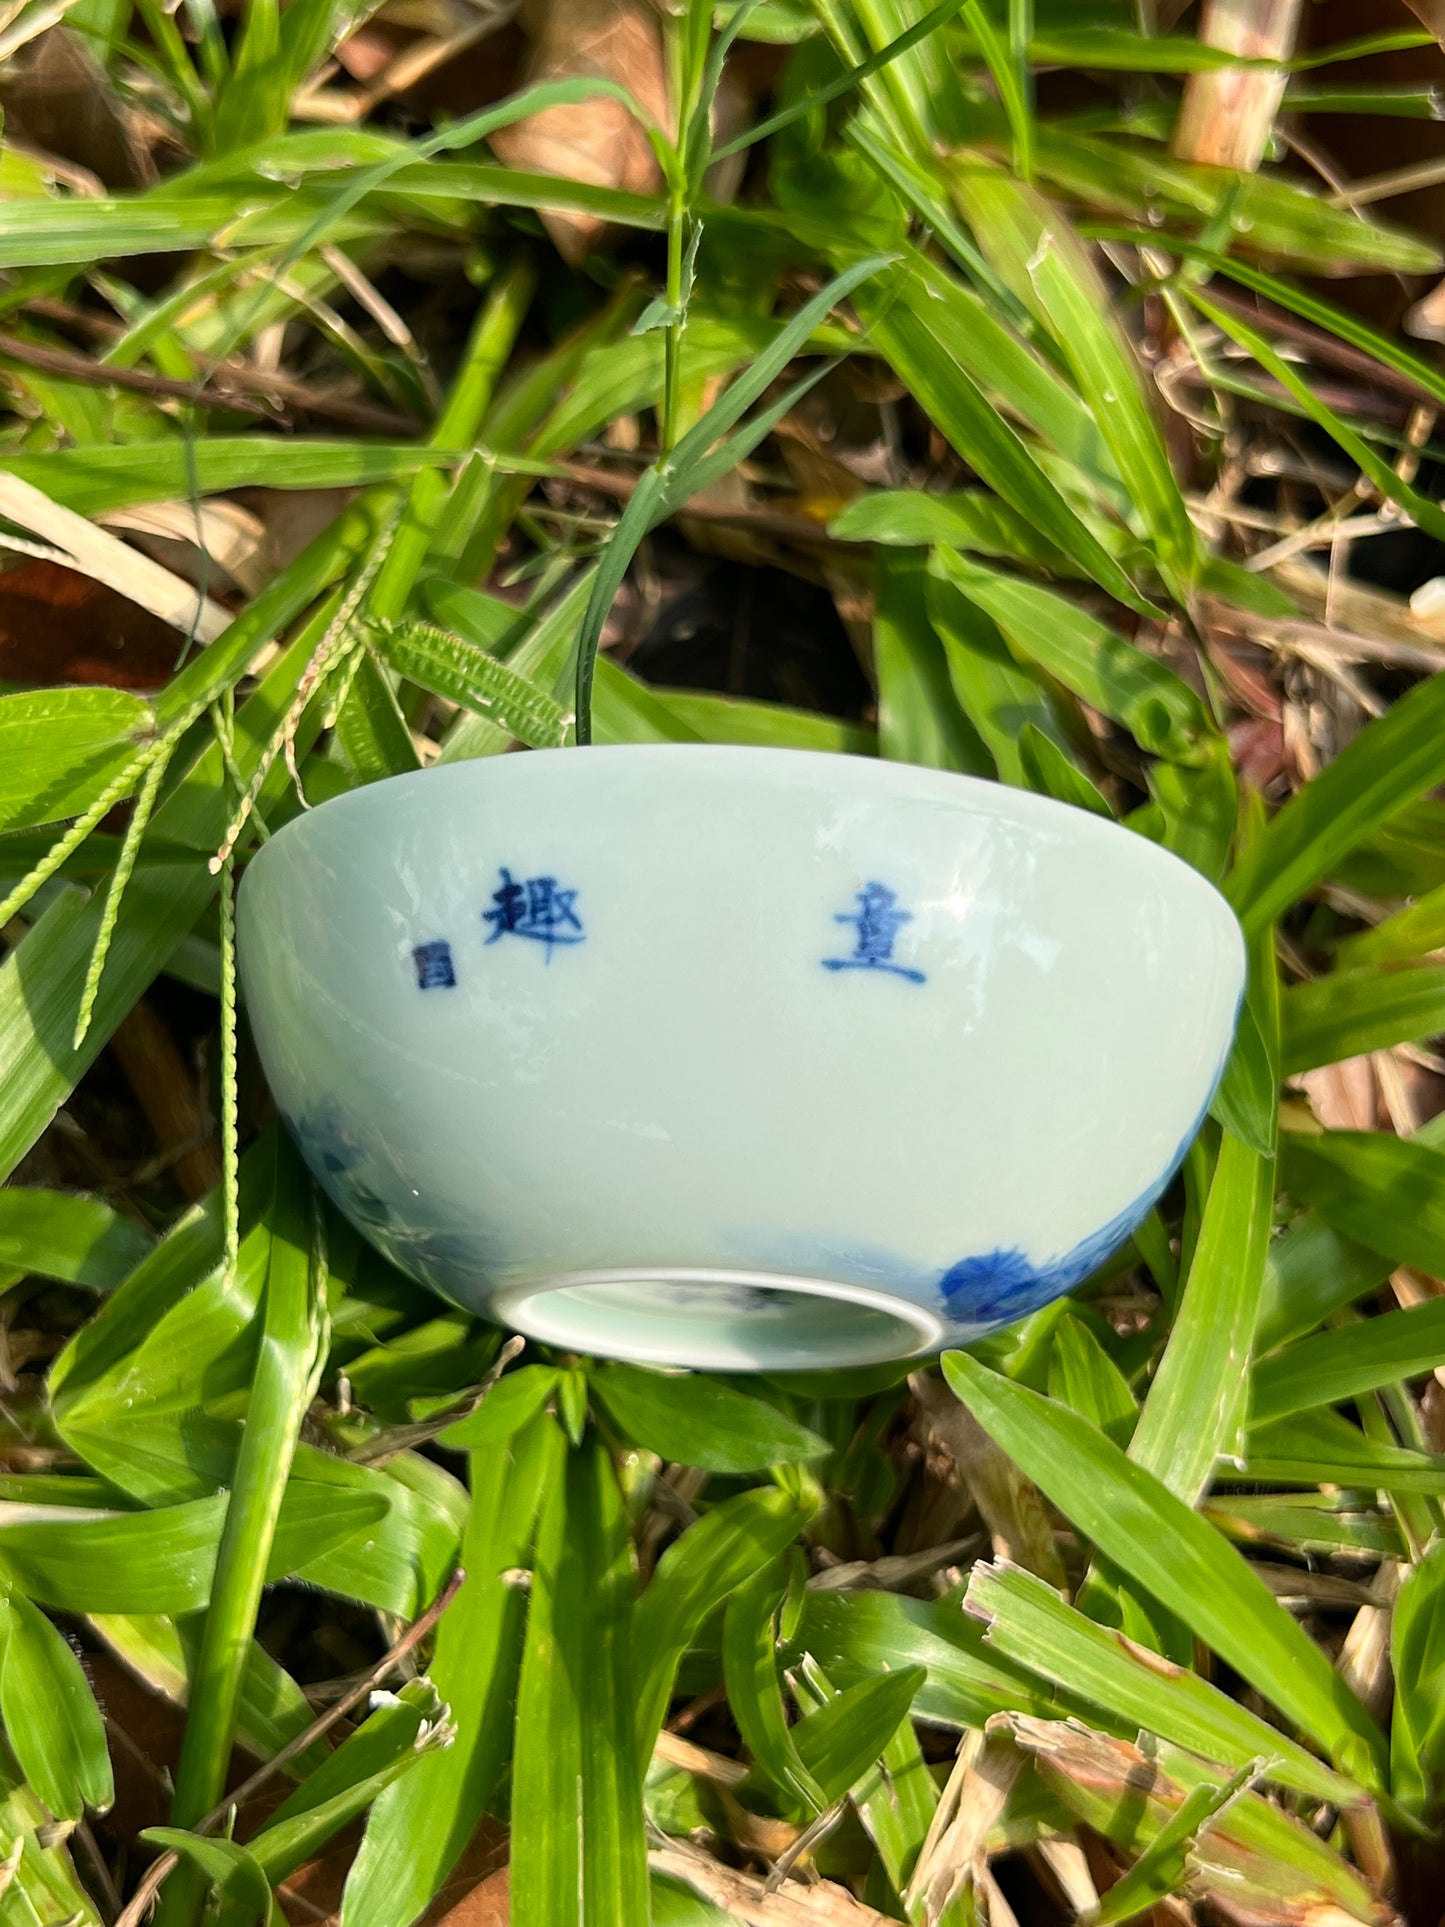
[
  {"xmin": 937, "ymin": 1186, "xmax": 1167, "ymax": 1324},
  {"xmin": 935, "ymin": 1105, "xmax": 1213, "ymax": 1325}
]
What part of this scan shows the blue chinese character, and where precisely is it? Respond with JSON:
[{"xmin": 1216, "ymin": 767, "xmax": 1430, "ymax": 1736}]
[
  {"xmin": 823, "ymin": 882, "xmax": 925, "ymax": 984},
  {"xmin": 483, "ymin": 867, "xmax": 584, "ymax": 959},
  {"xmin": 412, "ymin": 939, "xmax": 456, "ymax": 989}
]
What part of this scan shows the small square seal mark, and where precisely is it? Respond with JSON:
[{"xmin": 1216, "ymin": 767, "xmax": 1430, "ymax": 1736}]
[{"xmin": 412, "ymin": 940, "xmax": 457, "ymax": 990}]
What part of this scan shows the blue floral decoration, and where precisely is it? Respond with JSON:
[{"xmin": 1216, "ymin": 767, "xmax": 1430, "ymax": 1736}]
[
  {"xmin": 937, "ymin": 1188, "xmax": 1166, "ymax": 1325},
  {"xmin": 935, "ymin": 1100, "xmax": 1216, "ymax": 1327}
]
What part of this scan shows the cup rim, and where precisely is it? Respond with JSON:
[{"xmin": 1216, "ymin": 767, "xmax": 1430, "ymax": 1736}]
[{"xmin": 242, "ymin": 743, "xmax": 1239, "ymax": 924}]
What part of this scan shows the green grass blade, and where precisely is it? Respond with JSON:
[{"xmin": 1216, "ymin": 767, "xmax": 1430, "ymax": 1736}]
[
  {"xmin": 164, "ymin": 1139, "xmax": 327, "ymax": 1838},
  {"xmin": 791, "ymin": 1668, "xmax": 925, "ymax": 1805},
  {"xmin": 139, "ymin": 1834, "xmax": 270, "ymax": 1926},
  {"xmin": 1035, "ymin": 123, "xmax": 1440, "ymax": 276},
  {"xmin": 574, "ymin": 255, "xmax": 888, "ymax": 737},
  {"xmin": 940, "ymin": 1350, "xmax": 1387, "ymax": 1786},
  {"xmin": 876, "ymin": 553, "xmax": 994, "ymax": 774},
  {"xmin": 1280, "ymin": 1130, "xmax": 1445, "ymax": 1276},
  {"xmin": 1129, "ymin": 1131, "xmax": 1275, "ymax": 1504},
  {"xmin": 1170, "ymin": 249, "xmax": 1445, "ymax": 415},
  {"xmin": 1334, "ymin": 879, "xmax": 1445, "ymax": 967},
  {"xmin": 853, "ymin": 264, "xmax": 1156, "ymax": 611},
  {"xmin": 961, "ymin": 1, "xmax": 1033, "ymax": 179},
  {"xmin": 948, "ymin": 156, "xmax": 1197, "ymax": 592},
  {"xmin": 1018, "ymin": 726, "xmax": 1112, "ymax": 815},
  {"xmin": 1046, "ymin": 1315, "xmax": 1137, "ymax": 1447},
  {"xmin": 1091, "ymin": 1761, "xmax": 1257, "ymax": 1927},
  {"xmin": 0, "ymin": 1588, "xmax": 113, "ymax": 1819},
  {"xmin": 1282, "ymin": 963, "xmax": 1445, "ymax": 1075},
  {"xmin": 0, "ymin": 1188, "xmax": 152, "ymax": 1291},
  {"xmin": 831, "ymin": 486, "xmax": 1076, "ymax": 570},
  {"xmin": 793, "ymin": 1588, "xmax": 1062, "ymax": 1729},
  {"xmin": 342, "ymin": 1410, "xmax": 563, "ymax": 1927},
  {"xmin": 0, "ymin": 745, "xmax": 156, "ymax": 934},
  {"xmin": 666, "ymin": 256, "xmax": 888, "ymax": 478},
  {"xmin": 4, "ymin": 444, "xmax": 467, "ymax": 520},
  {"xmin": 633, "ymin": 1486, "xmax": 817, "ymax": 1762},
  {"xmin": 0, "ymin": 687, "xmax": 154, "ymax": 834},
  {"xmin": 926, "ymin": 562, "xmax": 1057, "ymax": 781},
  {"xmin": 1188, "ymin": 289, "xmax": 1445, "ymax": 546},
  {"xmin": 721, "ymin": 1562, "xmax": 826, "ymax": 1811},
  {"xmin": 1390, "ymin": 1541, "xmax": 1445, "ymax": 1818},
  {"xmin": 935, "ymin": 551, "xmax": 1208, "ymax": 761},
  {"xmin": 212, "ymin": 0, "xmax": 282, "ymax": 151},
  {"xmin": 1252, "ymin": 1301, "xmax": 1445, "ymax": 1426},
  {"xmin": 712, "ymin": 0, "xmax": 969, "ymax": 163},
  {"xmin": 1243, "ymin": 1407, "xmax": 1445, "ymax": 1493},
  {"xmin": 333, "ymin": 648, "xmax": 421, "ymax": 782},
  {"xmin": 573, "ymin": 466, "xmax": 668, "ymax": 744},
  {"xmin": 592, "ymin": 1366, "xmax": 828, "ymax": 1472},
  {"xmin": 964, "ymin": 1560, "xmax": 1360, "ymax": 1806},
  {"xmin": 510, "ymin": 1435, "xmax": 648, "ymax": 1927},
  {"xmin": 1210, "ymin": 901, "xmax": 1281, "ymax": 1157}
]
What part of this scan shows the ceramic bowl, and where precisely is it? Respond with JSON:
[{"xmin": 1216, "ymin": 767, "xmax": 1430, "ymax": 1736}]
[{"xmin": 236, "ymin": 746, "xmax": 1245, "ymax": 1372}]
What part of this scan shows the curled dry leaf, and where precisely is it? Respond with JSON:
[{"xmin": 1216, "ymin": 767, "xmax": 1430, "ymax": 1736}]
[
  {"xmin": 99, "ymin": 500, "xmax": 271, "ymax": 598},
  {"xmin": 904, "ymin": 1728, "xmax": 1021, "ymax": 1922},
  {"xmin": 999, "ymin": 1715, "xmax": 1396, "ymax": 1927},
  {"xmin": 489, "ymin": 0, "xmax": 670, "ymax": 265},
  {"xmin": 650, "ymin": 1837, "xmax": 895, "ymax": 1924},
  {"xmin": 0, "ymin": 474, "xmax": 230, "ymax": 641}
]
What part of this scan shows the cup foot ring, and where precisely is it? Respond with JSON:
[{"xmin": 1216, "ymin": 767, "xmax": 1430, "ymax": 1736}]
[{"xmin": 492, "ymin": 1267, "xmax": 944, "ymax": 1372}]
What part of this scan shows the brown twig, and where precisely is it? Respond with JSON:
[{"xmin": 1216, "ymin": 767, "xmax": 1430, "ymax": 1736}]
[
  {"xmin": 0, "ymin": 332, "xmax": 281, "ymax": 420},
  {"xmin": 346, "ymin": 1333, "xmax": 525, "ymax": 1464},
  {"xmin": 1198, "ymin": 287, "xmax": 1445, "ymax": 410},
  {"xmin": 111, "ymin": 1566, "xmax": 466, "ymax": 1927},
  {"xmin": 14, "ymin": 303, "xmax": 421, "ymax": 435}
]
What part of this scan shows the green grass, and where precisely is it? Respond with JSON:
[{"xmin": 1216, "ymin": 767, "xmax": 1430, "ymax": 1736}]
[{"xmin": 3, "ymin": 0, "xmax": 1445, "ymax": 1920}]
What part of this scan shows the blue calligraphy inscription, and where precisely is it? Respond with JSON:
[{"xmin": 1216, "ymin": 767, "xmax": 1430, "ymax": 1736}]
[
  {"xmin": 412, "ymin": 940, "xmax": 456, "ymax": 989},
  {"xmin": 484, "ymin": 867, "xmax": 584, "ymax": 959},
  {"xmin": 823, "ymin": 882, "xmax": 925, "ymax": 984}
]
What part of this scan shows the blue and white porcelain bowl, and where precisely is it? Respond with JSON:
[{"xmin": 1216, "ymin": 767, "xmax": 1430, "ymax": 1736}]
[{"xmin": 237, "ymin": 747, "xmax": 1245, "ymax": 1371}]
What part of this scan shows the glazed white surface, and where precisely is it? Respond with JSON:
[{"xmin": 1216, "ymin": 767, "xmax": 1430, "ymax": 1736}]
[{"xmin": 237, "ymin": 747, "xmax": 1245, "ymax": 1369}]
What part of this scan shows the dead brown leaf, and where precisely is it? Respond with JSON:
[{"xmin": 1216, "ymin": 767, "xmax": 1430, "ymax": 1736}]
[
  {"xmin": 650, "ymin": 1837, "xmax": 894, "ymax": 1924},
  {"xmin": 109, "ymin": 998, "xmax": 223, "ymax": 1203},
  {"xmin": 904, "ymin": 1729, "xmax": 1021, "ymax": 1922},
  {"xmin": 910, "ymin": 1371, "xmax": 1066, "ymax": 1589},
  {"xmin": 426, "ymin": 1861, "xmax": 510, "ymax": 1927},
  {"xmin": 489, "ymin": 0, "xmax": 669, "ymax": 265},
  {"xmin": 1294, "ymin": 1058, "xmax": 1378, "ymax": 1133},
  {"xmin": 0, "ymin": 558, "xmax": 187, "ymax": 690},
  {"xmin": 1000, "ymin": 1715, "xmax": 1397, "ymax": 1927},
  {"xmin": 1401, "ymin": 0, "xmax": 1445, "ymax": 44},
  {"xmin": 0, "ymin": 27, "xmax": 155, "ymax": 188}
]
